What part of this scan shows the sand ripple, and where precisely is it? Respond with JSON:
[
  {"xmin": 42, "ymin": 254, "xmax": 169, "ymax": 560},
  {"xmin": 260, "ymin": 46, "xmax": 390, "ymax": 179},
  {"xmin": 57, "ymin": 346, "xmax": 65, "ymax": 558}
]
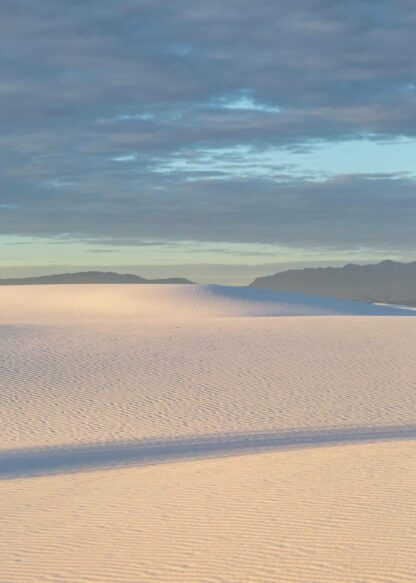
[{"xmin": 0, "ymin": 285, "xmax": 415, "ymax": 582}]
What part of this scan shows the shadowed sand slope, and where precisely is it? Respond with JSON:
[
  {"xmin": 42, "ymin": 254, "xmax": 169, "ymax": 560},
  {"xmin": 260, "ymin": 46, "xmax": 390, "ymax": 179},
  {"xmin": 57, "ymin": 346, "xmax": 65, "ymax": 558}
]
[
  {"xmin": 1, "ymin": 284, "xmax": 416, "ymax": 582},
  {"xmin": 0, "ymin": 425, "xmax": 415, "ymax": 480}
]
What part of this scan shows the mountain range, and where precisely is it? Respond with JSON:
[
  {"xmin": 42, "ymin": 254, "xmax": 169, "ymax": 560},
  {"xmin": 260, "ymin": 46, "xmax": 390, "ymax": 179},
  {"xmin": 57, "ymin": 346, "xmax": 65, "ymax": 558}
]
[
  {"xmin": 2, "ymin": 262, "xmax": 415, "ymax": 306},
  {"xmin": 0, "ymin": 271, "xmax": 194, "ymax": 286},
  {"xmin": 250, "ymin": 260, "xmax": 416, "ymax": 306}
]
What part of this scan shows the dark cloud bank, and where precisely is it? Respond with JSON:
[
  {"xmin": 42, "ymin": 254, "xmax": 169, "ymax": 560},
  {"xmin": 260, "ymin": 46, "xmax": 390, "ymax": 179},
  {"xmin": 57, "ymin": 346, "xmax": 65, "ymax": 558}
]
[{"xmin": 1, "ymin": 0, "xmax": 415, "ymax": 252}]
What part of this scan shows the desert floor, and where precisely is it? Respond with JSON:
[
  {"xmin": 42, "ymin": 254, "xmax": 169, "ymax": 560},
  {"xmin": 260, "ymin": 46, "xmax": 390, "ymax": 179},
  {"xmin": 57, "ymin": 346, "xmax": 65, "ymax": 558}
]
[{"xmin": 0, "ymin": 284, "xmax": 415, "ymax": 582}]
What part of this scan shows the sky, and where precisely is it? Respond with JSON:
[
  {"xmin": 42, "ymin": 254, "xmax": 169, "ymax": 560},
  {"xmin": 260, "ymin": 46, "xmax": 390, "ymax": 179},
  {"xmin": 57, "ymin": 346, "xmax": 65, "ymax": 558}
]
[{"xmin": 1, "ymin": 0, "xmax": 416, "ymax": 284}]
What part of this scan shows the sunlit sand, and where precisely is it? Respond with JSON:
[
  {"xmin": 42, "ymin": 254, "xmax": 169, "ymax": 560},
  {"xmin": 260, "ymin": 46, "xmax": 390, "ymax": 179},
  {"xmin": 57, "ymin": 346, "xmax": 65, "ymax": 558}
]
[{"xmin": 1, "ymin": 284, "xmax": 415, "ymax": 582}]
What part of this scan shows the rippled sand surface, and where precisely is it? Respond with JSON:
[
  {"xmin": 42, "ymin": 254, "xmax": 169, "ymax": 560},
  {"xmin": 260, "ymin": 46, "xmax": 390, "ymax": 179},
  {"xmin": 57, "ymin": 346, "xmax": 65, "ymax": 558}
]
[{"xmin": 0, "ymin": 285, "xmax": 415, "ymax": 582}]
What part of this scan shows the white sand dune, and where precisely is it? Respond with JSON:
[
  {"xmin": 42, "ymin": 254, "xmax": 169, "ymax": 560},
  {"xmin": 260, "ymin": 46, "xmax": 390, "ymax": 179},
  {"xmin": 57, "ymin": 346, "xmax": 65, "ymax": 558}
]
[
  {"xmin": 0, "ymin": 283, "xmax": 413, "ymax": 323},
  {"xmin": 0, "ymin": 284, "xmax": 415, "ymax": 582}
]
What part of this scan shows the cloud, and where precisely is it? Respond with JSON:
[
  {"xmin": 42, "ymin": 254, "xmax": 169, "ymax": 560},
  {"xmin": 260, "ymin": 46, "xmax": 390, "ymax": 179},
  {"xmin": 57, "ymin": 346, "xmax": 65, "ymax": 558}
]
[
  {"xmin": 1, "ymin": 169, "xmax": 415, "ymax": 250},
  {"xmin": 1, "ymin": 1, "xmax": 416, "ymax": 253},
  {"xmin": 112, "ymin": 153, "xmax": 138, "ymax": 162}
]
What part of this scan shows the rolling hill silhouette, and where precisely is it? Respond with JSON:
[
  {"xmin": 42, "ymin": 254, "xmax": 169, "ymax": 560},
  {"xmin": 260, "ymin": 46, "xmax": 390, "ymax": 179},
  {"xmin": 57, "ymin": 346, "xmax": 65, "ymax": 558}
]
[{"xmin": 250, "ymin": 260, "xmax": 416, "ymax": 306}]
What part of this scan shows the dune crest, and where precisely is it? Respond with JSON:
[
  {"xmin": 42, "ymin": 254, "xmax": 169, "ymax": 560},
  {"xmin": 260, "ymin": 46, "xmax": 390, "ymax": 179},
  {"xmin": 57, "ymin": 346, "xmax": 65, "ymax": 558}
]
[{"xmin": 0, "ymin": 283, "xmax": 413, "ymax": 324}]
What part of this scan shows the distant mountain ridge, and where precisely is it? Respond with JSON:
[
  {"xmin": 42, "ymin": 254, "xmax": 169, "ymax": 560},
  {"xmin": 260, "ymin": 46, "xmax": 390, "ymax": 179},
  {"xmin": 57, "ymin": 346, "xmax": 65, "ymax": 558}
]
[
  {"xmin": 0, "ymin": 271, "xmax": 194, "ymax": 286},
  {"xmin": 250, "ymin": 260, "xmax": 416, "ymax": 306}
]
